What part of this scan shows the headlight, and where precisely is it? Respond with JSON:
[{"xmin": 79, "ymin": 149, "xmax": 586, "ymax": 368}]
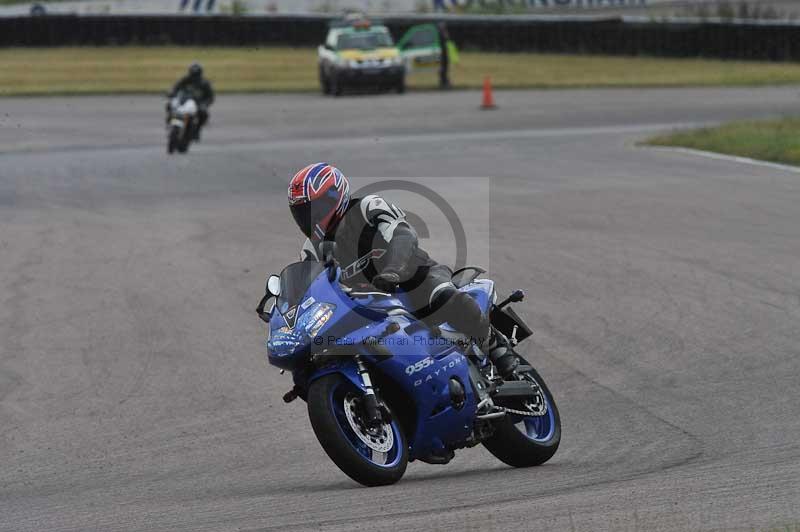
[
  {"xmin": 295, "ymin": 302, "xmax": 335, "ymax": 338},
  {"xmin": 267, "ymin": 327, "xmax": 303, "ymax": 357},
  {"xmin": 348, "ymin": 59, "xmax": 359, "ymax": 68}
]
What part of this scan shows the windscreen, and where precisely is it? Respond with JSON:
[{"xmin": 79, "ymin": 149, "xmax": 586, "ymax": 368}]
[
  {"xmin": 403, "ymin": 28, "xmax": 438, "ymax": 49},
  {"xmin": 337, "ymin": 31, "xmax": 393, "ymax": 50},
  {"xmin": 176, "ymin": 88, "xmax": 195, "ymax": 104},
  {"xmin": 277, "ymin": 261, "xmax": 326, "ymax": 312}
]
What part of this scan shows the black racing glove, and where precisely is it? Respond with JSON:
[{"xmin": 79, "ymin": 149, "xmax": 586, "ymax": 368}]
[{"xmin": 372, "ymin": 272, "xmax": 400, "ymax": 293}]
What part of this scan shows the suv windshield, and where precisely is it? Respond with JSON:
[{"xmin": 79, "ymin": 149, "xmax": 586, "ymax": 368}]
[
  {"xmin": 337, "ymin": 31, "xmax": 393, "ymax": 50},
  {"xmin": 277, "ymin": 261, "xmax": 326, "ymax": 313}
]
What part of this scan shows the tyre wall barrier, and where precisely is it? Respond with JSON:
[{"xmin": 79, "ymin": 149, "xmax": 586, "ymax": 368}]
[{"xmin": 2, "ymin": 14, "xmax": 799, "ymax": 61}]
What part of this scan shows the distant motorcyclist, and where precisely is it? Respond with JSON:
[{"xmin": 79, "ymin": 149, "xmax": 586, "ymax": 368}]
[
  {"xmin": 287, "ymin": 163, "xmax": 518, "ymax": 376},
  {"xmin": 169, "ymin": 62, "xmax": 214, "ymax": 139}
]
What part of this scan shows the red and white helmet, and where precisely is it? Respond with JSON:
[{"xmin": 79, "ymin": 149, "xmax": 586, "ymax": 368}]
[{"xmin": 288, "ymin": 163, "xmax": 351, "ymax": 240}]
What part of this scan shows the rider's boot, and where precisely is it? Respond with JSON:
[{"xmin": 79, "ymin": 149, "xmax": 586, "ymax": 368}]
[
  {"xmin": 433, "ymin": 289, "xmax": 519, "ymax": 378},
  {"xmin": 482, "ymin": 329, "xmax": 519, "ymax": 378}
]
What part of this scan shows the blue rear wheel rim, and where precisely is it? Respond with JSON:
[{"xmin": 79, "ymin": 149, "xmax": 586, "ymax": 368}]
[
  {"xmin": 509, "ymin": 375, "xmax": 556, "ymax": 443},
  {"xmin": 329, "ymin": 381, "xmax": 404, "ymax": 468}
]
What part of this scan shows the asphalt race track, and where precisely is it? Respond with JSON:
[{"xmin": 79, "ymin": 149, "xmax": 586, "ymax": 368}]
[{"xmin": 2, "ymin": 88, "xmax": 799, "ymax": 531}]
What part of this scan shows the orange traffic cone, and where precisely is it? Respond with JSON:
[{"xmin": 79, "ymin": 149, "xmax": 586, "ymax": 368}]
[{"xmin": 480, "ymin": 76, "xmax": 496, "ymax": 110}]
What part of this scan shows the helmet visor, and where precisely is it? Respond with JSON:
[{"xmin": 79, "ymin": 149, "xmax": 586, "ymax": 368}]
[{"xmin": 290, "ymin": 193, "xmax": 340, "ymax": 239}]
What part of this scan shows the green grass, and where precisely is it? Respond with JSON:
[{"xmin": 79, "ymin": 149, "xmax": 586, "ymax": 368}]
[
  {"xmin": 645, "ymin": 117, "xmax": 800, "ymax": 166},
  {"xmin": 5, "ymin": 47, "xmax": 800, "ymax": 96},
  {"xmin": 0, "ymin": 0, "xmax": 72, "ymax": 4},
  {"xmin": 761, "ymin": 525, "xmax": 800, "ymax": 532}
]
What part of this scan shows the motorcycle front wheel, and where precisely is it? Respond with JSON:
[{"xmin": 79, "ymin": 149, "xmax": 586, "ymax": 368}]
[
  {"xmin": 177, "ymin": 133, "xmax": 190, "ymax": 153},
  {"xmin": 307, "ymin": 373, "xmax": 408, "ymax": 486},
  {"xmin": 482, "ymin": 362, "xmax": 561, "ymax": 467},
  {"xmin": 167, "ymin": 125, "xmax": 180, "ymax": 154}
]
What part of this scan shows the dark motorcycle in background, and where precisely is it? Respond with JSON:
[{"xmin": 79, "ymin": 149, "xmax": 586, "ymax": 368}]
[{"xmin": 165, "ymin": 90, "xmax": 199, "ymax": 154}]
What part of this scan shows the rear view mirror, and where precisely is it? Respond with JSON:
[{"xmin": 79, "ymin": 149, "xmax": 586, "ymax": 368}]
[
  {"xmin": 257, "ymin": 275, "xmax": 281, "ymax": 323},
  {"xmin": 267, "ymin": 275, "xmax": 281, "ymax": 297}
]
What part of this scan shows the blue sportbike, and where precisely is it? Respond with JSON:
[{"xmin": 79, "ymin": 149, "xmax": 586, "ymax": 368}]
[{"xmin": 257, "ymin": 255, "xmax": 560, "ymax": 486}]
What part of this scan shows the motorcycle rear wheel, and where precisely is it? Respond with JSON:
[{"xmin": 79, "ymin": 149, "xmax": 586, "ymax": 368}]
[
  {"xmin": 307, "ymin": 373, "xmax": 408, "ymax": 486},
  {"xmin": 481, "ymin": 362, "xmax": 561, "ymax": 467}
]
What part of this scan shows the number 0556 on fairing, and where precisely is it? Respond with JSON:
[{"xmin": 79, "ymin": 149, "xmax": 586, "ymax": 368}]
[{"xmin": 257, "ymin": 259, "xmax": 560, "ymax": 486}]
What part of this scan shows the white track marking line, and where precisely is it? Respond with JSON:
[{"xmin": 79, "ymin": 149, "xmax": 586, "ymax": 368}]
[
  {"xmin": 649, "ymin": 146, "xmax": 800, "ymax": 175},
  {"xmin": 233, "ymin": 122, "xmax": 706, "ymax": 150},
  {"xmin": 0, "ymin": 122, "xmax": 704, "ymax": 155}
]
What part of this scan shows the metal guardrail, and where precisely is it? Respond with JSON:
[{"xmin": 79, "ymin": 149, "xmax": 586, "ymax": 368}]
[{"xmin": 2, "ymin": 14, "xmax": 800, "ymax": 61}]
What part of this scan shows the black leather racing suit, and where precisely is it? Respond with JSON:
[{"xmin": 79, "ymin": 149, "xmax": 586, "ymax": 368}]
[
  {"xmin": 171, "ymin": 75, "xmax": 215, "ymax": 126},
  {"xmin": 300, "ymin": 194, "xmax": 491, "ymax": 342}
]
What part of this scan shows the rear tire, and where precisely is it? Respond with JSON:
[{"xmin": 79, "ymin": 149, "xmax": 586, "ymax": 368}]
[
  {"xmin": 482, "ymin": 364, "xmax": 561, "ymax": 468},
  {"xmin": 308, "ymin": 373, "xmax": 408, "ymax": 486}
]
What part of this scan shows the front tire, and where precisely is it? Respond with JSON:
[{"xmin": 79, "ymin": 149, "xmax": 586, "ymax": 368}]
[
  {"xmin": 482, "ymin": 364, "xmax": 561, "ymax": 467},
  {"xmin": 167, "ymin": 126, "xmax": 180, "ymax": 154},
  {"xmin": 307, "ymin": 373, "xmax": 408, "ymax": 486},
  {"xmin": 177, "ymin": 129, "xmax": 190, "ymax": 153}
]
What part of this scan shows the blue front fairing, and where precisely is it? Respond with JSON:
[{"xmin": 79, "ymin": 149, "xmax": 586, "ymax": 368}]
[
  {"xmin": 266, "ymin": 268, "xmax": 366, "ymax": 370},
  {"xmin": 265, "ymin": 264, "xmax": 496, "ymax": 460}
]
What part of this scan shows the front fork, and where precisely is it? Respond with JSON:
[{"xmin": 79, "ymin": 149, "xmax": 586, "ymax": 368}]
[
  {"xmin": 291, "ymin": 354, "xmax": 386, "ymax": 427},
  {"xmin": 354, "ymin": 354, "xmax": 384, "ymax": 428}
]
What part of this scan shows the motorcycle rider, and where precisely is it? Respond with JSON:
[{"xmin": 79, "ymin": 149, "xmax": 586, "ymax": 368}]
[
  {"xmin": 169, "ymin": 62, "xmax": 214, "ymax": 139},
  {"xmin": 288, "ymin": 162, "xmax": 518, "ymax": 376}
]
